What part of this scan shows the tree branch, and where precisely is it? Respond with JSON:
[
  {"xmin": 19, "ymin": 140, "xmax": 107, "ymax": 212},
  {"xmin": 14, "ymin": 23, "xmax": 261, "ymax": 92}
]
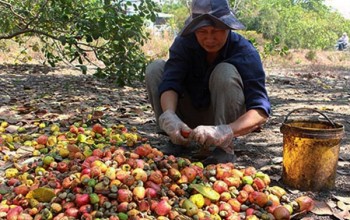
[
  {"xmin": 0, "ymin": 28, "xmax": 59, "ymax": 40},
  {"xmin": 0, "ymin": 0, "xmax": 26, "ymax": 21},
  {"xmin": 0, "ymin": 27, "xmax": 100, "ymax": 53}
]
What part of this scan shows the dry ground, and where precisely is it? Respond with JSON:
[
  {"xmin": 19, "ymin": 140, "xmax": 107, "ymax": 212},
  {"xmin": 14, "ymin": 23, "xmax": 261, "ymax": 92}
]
[{"xmin": 0, "ymin": 49, "xmax": 349, "ymax": 219}]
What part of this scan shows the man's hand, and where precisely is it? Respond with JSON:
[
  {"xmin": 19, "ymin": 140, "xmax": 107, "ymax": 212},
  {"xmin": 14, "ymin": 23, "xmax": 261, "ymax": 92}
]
[
  {"xmin": 159, "ymin": 110, "xmax": 191, "ymax": 145},
  {"xmin": 191, "ymin": 125, "xmax": 234, "ymax": 153}
]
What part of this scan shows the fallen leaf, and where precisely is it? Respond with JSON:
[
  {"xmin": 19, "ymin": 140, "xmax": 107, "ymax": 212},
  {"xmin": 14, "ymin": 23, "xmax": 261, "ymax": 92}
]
[
  {"xmin": 338, "ymin": 201, "xmax": 350, "ymax": 211},
  {"xmin": 334, "ymin": 210, "xmax": 350, "ymax": 220},
  {"xmin": 16, "ymin": 146, "xmax": 35, "ymax": 158},
  {"xmin": 17, "ymin": 105, "xmax": 33, "ymax": 114},
  {"xmin": 311, "ymin": 200, "xmax": 333, "ymax": 216},
  {"xmin": 91, "ymin": 110, "xmax": 104, "ymax": 120},
  {"xmin": 334, "ymin": 196, "xmax": 350, "ymax": 205},
  {"xmin": 288, "ymin": 189, "xmax": 301, "ymax": 194},
  {"xmin": 272, "ymin": 157, "xmax": 283, "ymax": 164},
  {"xmin": 327, "ymin": 200, "xmax": 338, "ymax": 209},
  {"xmin": 5, "ymin": 125, "xmax": 20, "ymax": 133},
  {"xmin": 190, "ymin": 184, "xmax": 220, "ymax": 201},
  {"xmin": 26, "ymin": 187, "xmax": 55, "ymax": 202},
  {"xmin": 268, "ymin": 174, "xmax": 281, "ymax": 182},
  {"xmin": 34, "ymin": 108, "xmax": 48, "ymax": 117},
  {"xmin": 337, "ymin": 170, "xmax": 350, "ymax": 175}
]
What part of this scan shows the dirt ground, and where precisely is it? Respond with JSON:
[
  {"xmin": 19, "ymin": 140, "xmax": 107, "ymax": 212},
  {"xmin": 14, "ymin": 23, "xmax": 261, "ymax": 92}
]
[{"xmin": 0, "ymin": 50, "xmax": 349, "ymax": 219}]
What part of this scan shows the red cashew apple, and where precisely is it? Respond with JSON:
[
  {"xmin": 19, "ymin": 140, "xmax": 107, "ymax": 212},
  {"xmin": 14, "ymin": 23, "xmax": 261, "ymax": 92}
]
[
  {"xmin": 273, "ymin": 205, "xmax": 291, "ymax": 220},
  {"xmin": 75, "ymin": 193, "xmax": 90, "ymax": 207},
  {"xmin": 295, "ymin": 196, "xmax": 314, "ymax": 212},
  {"xmin": 37, "ymin": 135, "xmax": 48, "ymax": 145},
  {"xmin": 154, "ymin": 199, "xmax": 171, "ymax": 216},
  {"xmin": 92, "ymin": 123, "xmax": 104, "ymax": 134},
  {"xmin": 181, "ymin": 129, "xmax": 191, "ymax": 138}
]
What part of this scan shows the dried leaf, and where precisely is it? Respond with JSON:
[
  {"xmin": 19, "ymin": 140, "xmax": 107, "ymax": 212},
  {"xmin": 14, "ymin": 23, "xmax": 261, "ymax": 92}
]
[
  {"xmin": 334, "ymin": 196, "xmax": 350, "ymax": 205},
  {"xmin": 17, "ymin": 105, "xmax": 33, "ymax": 114},
  {"xmin": 334, "ymin": 210, "xmax": 350, "ymax": 220},
  {"xmin": 327, "ymin": 200, "xmax": 338, "ymax": 209},
  {"xmin": 5, "ymin": 125, "xmax": 20, "ymax": 133},
  {"xmin": 337, "ymin": 169, "xmax": 350, "ymax": 175},
  {"xmin": 16, "ymin": 146, "xmax": 35, "ymax": 158},
  {"xmin": 288, "ymin": 189, "xmax": 301, "ymax": 194},
  {"xmin": 268, "ymin": 174, "xmax": 281, "ymax": 182},
  {"xmin": 91, "ymin": 110, "xmax": 104, "ymax": 120},
  {"xmin": 338, "ymin": 201, "xmax": 350, "ymax": 211},
  {"xmin": 34, "ymin": 109, "xmax": 48, "ymax": 117},
  {"xmin": 311, "ymin": 200, "xmax": 333, "ymax": 216},
  {"xmin": 272, "ymin": 157, "xmax": 283, "ymax": 164}
]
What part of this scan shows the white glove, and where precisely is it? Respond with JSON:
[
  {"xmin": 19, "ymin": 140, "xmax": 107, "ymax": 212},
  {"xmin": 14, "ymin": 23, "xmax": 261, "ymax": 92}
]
[
  {"xmin": 158, "ymin": 110, "xmax": 191, "ymax": 145},
  {"xmin": 191, "ymin": 125, "xmax": 234, "ymax": 153}
]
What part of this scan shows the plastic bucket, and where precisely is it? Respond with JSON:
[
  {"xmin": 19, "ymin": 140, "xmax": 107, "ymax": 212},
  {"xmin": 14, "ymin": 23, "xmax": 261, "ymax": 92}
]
[{"xmin": 280, "ymin": 108, "xmax": 344, "ymax": 191}]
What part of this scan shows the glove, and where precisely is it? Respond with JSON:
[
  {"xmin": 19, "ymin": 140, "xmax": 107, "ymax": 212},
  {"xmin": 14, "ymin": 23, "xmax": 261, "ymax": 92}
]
[
  {"xmin": 191, "ymin": 124, "xmax": 234, "ymax": 153},
  {"xmin": 158, "ymin": 110, "xmax": 191, "ymax": 145}
]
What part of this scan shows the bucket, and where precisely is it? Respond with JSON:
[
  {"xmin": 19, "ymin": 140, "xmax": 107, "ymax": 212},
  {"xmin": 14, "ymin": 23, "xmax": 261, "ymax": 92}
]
[{"xmin": 280, "ymin": 108, "xmax": 344, "ymax": 191}]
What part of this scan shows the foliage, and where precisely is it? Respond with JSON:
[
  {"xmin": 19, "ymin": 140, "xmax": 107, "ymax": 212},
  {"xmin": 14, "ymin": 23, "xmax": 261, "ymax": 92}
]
[
  {"xmin": 0, "ymin": 0, "xmax": 158, "ymax": 86},
  {"xmin": 262, "ymin": 37, "xmax": 289, "ymax": 58},
  {"xmin": 305, "ymin": 50, "xmax": 317, "ymax": 61},
  {"xmin": 1, "ymin": 0, "xmax": 350, "ymax": 84},
  {"xmin": 161, "ymin": 1, "xmax": 189, "ymax": 33},
  {"xmin": 238, "ymin": 0, "xmax": 350, "ymax": 50},
  {"xmin": 189, "ymin": 0, "xmax": 350, "ymax": 53}
]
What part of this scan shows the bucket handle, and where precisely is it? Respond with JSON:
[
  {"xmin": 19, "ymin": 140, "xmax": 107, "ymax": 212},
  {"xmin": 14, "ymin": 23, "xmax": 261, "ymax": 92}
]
[{"xmin": 283, "ymin": 108, "xmax": 336, "ymax": 127}]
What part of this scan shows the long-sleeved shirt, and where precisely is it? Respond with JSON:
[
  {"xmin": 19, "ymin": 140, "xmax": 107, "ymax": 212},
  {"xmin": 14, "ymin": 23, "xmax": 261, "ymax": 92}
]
[{"xmin": 158, "ymin": 31, "xmax": 271, "ymax": 116}]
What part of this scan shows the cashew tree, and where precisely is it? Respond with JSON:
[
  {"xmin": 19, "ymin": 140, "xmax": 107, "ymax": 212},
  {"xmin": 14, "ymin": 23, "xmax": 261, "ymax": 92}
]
[{"xmin": 0, "ymin": 0, "xmax": 158, "ymax": 85}]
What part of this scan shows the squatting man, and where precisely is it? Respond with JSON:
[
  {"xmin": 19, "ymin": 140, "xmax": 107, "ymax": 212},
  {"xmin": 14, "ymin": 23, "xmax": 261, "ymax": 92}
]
[{"xmin": 145, "ymin": 0, "xmax": 271, "ymax": 165}]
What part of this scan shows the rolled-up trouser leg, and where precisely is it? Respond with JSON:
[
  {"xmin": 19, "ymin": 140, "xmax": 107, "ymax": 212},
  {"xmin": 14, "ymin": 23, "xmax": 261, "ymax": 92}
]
[
  {"xmin": 209, "ymin": 62, "xmax": 246, "ymax": 125},
  {"xmin": 145, "ymin": 59, "xmax": 165, "ymax": 126}
]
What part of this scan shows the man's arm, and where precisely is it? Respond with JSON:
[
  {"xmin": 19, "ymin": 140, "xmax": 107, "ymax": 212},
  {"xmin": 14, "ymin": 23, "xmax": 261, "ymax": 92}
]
[
  {"xmin": 160, "ymin": 90, "xmax": 178, "ymax": 112},
  {"xmin": 158, "ymin": 90, "xmax": 191, "ymax": 145},
  {"xmin": 228, "ymin": 109, "xmax": 268, "ymax": 137}
]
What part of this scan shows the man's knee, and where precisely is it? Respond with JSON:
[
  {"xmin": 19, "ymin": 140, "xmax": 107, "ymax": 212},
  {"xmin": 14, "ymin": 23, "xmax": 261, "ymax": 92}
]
[
  {"xmin": 145, "ymin": 59, "xmax": 166, "ymax": 81},
  {"xmin": 210, "ymin": 62, "xmax": 243, "ymax": 89}
]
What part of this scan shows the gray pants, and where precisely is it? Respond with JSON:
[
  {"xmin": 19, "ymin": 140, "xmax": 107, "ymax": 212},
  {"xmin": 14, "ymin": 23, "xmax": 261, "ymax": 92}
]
[{"xmin": 145, "ymin": 59, "xmax": 246, "ymax": 129}]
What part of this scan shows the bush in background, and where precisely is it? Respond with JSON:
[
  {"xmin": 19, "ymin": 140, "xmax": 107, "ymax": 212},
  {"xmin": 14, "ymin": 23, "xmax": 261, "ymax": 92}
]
[{"xmin": 0, "ymin": 0, "xmax": 158, "ymax": 86}]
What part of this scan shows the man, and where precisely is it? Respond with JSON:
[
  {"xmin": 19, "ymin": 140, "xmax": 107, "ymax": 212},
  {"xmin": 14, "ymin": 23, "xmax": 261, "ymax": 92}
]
[
  {"xmin": 145, "ymin": 0, "xmax": 271, "ymax": 164},
  {"xmin": 338, "ymin": 33, "xmax": 348, "ymax": 51}
]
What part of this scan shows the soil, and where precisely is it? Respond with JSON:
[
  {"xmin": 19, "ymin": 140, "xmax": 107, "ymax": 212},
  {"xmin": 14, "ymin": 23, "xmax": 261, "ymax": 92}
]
[{"xmin": 0, "ymin": 50, "xmax": 349, "ymax": 219}]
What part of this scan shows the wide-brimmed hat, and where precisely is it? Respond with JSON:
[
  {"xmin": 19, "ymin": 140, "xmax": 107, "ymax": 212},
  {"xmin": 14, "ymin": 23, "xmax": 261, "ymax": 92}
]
[{"xmin": 180, "ymin": 0, "xmax": 245, "ymax": 36}]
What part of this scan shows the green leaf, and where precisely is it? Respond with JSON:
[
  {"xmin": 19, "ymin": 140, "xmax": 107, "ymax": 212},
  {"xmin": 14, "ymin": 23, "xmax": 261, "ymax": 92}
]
[
  {"xmin": 86, "ymin": 35, "xmax": 93, "ymax": 43},
  {"xmin": 26, "ymin": 187, "xmax": 55, "ymax": 203},
  {"xmin": 58, "ymin": 36, "xmax": 66, "ymax": 45},
  {"xmin": 77, "ymin": 65, "xmax": 88, "ymax": 74}
]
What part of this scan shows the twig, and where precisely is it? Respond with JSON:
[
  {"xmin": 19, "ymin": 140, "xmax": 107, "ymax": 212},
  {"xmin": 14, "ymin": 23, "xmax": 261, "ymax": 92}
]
[
  {"xmin": 0, "ymin": 28, "xmax": 59, "ymax": 40},
  {"xmin": 24, "ymin": 0, "xmax": 49, "ymax": 29},
  {"xmin": 0, "ymin": 0, "xmax": 26, "ymax": 21}
]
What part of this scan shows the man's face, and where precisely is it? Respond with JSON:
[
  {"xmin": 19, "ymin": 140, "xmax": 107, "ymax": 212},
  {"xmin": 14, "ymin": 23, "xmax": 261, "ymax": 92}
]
[{"xmin": 195, "ymin": 26, "xmax": 229, "ymax": 54}]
